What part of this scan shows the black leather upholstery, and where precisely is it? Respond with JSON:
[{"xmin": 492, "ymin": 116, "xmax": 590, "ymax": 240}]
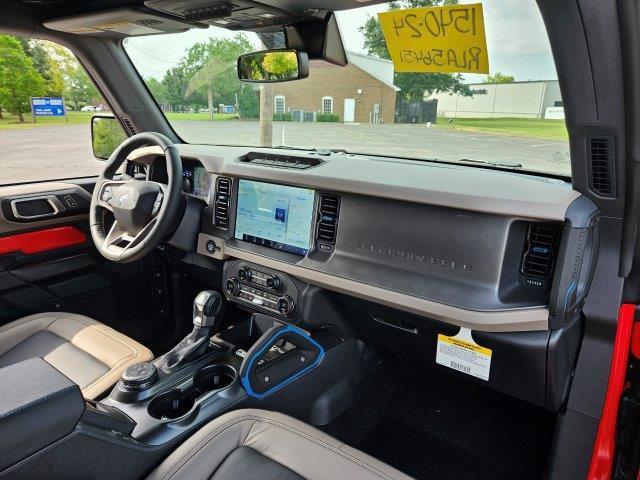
[
  {"xmin": 0, "ymin": 358, "xmax": 85, "ymax": 471},
  {"xmin": 211, "ymin": 446, "xmax": 305, "ymax": 480},
  {"xmin": 147, "ymin": 409, "xmax": 414, "ymax": 480}
]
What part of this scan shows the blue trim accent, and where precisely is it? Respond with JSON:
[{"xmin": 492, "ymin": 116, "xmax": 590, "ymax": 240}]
[
  {"xmin": 241, "ymin": 325, "xmax": 325, "ymax": 399},
  {"xmin": 564, "ymin": 281, "xmax": 577, "ymax": 311}
]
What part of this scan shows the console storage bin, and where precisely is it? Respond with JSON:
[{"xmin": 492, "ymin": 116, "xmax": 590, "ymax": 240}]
[{"xmin": 0, "ymin": 357, "xmax": 85, "ymax": 471}]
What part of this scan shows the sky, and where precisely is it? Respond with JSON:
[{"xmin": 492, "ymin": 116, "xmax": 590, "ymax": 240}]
[{"xmin": 126, "ymin": 0, "xmax": 558, "ymax": 84}]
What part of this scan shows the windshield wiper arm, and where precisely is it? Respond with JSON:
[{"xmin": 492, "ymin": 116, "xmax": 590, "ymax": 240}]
[
  {"xmin": 456, "ymin": 158, "xmax": 523, "ymax": 168},
  {"xmin": 273, "ymin": 146, "xmax": 348, "ymax": 155}
]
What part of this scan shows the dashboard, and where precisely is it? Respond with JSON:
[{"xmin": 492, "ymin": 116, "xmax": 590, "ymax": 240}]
[
  {"xmin": 138, "ymin": 144, "xmax": 599, "ymax": 334},
  {"xmin": 136, "ymin": 143, "xmax": 600, "ymax": 411}
]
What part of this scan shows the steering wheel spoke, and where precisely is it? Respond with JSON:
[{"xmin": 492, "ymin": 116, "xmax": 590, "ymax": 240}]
[
  {"xmin": 102, "ymin": 217, "xmax": 158, "ymax": 260},
  {"xmin": 89, "ymin": 132, "xmax": 183, "ymax": 264},
  {"xmin": 96, "ymin": 180, "xmax": 126, "ymax": 211}
]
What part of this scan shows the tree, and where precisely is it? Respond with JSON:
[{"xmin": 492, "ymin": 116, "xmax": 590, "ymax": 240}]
[
  {"xmin": 145, "ymin": 77, "xmax": 167, "ymax": 106},
  {"xmin": 237, "ymin": 83, "xmax": 259, "ymax": 119},
  {"xmin": 261, "ymin": 51, "xmax": 298, "ymax": 80},
  {"xmin": 484, "ymin": 72, "xmax": 515, "ymax": 84},
  {"xmin": 27, "ymin": 40, "xmax": 65, "ymax": 96},
  {"xmin": 92, "ymin": 117, "xmax": 126, "ymax": 159},
  {"xmin": 162, "ymin": 67, "xmax": 188, "ymax": 112},
  {"xmin": 182, "ymin": 35, "xmax": 254, "ymax": 116},
  {"xmin": 62, "ymin": 60, "xmax": 99, "ymax": 110},
  {"xmin": 359, "ymin": 0, "xmax": 471, "ymax": 103},
  {"xmin": 0, "ymin": 35, "xmax": 45, "ymax": 122},
  {"xmin": 186, "ymin": 58, "xmax": 233, "ymax": 120}
]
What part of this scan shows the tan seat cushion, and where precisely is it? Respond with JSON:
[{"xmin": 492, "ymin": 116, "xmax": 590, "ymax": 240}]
[
  {"xmin": 147, "ymin": 409, "xmax": 415, "ymax": 480},
  {"xmin": 0, "ymin": 312, "xmax": 153, "ymax": 399}
]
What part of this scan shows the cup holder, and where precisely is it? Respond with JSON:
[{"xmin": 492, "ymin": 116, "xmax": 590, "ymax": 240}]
[
  {"xmin": 148, "ymin": 390, "xmax": 196, "ymax": 420},
  {"xmin": 193, "ymin": 364, "xmax": 236, "ymax": 395}
]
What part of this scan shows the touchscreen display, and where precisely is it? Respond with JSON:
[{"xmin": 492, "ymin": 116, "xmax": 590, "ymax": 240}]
[{"xmin": 235, "ymin": 180, "xmax": 315, "ymax": 256}]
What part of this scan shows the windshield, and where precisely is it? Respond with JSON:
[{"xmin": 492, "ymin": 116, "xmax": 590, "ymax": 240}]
[{"xmin": 124, "ymin": 0, "xmax": 570, "ymax": 177}]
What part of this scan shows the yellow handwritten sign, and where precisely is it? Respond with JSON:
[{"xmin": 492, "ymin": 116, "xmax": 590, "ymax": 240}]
[{"xmin": 378, "ymin": 4, "xmax": 489, "ymax": 74}]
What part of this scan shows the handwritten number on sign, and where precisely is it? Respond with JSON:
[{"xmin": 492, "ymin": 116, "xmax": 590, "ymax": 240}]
[{"xmin": 379, "ymin": 4, "xmax": 489, "ymax": 73}]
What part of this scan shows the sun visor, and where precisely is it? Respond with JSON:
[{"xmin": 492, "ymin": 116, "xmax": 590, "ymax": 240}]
[{"xmin": 43, "ymin": 6, "xmax": 206, "ymax": 37}]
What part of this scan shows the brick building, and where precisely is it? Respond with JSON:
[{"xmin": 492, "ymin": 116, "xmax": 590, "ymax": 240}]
[{"xmin": 270, "ymin": 51, "xmax": 399, "ymax": 124}]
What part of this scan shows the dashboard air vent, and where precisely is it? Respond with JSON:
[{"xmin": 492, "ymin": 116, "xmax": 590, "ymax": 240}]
[
  {"xmin": 316, "ymin": 194, "xmax": 340, "ymax": 247},
  {"xmin": 214, "ymin": 177, "xmax": 231, "ymax": 229},
  {"xmin": 588, "ymin": 136, "xmax": 615, "ymax": 197},
  {"xmin": 521, "ymin": 223, "xmax": 560, "ymax": 280}
]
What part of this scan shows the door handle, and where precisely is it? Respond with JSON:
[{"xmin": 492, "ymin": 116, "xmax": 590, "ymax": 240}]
[{"xmin": 10, "ymin": 195, "xmax": 66, "ymax": 220}]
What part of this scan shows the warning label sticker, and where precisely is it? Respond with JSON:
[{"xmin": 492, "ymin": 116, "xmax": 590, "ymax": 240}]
[{"xmin": 436, "ymin": 327, "xmax": 492, "ymax": 381}]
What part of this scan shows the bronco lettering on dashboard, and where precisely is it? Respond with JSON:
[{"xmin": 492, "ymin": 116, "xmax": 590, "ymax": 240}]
[{"xmin": 358, "ymin": 243, "xmax": 472, "ymax": 272}]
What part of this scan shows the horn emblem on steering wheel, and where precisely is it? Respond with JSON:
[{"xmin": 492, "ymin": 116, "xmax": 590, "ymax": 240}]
[{"xmin": 118, "ymin": 191, "xmax": 129, "ymax": 207}]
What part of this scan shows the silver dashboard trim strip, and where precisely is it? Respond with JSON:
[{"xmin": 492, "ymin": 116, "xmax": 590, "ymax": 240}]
[{"xmin": 197, "ymin": 234, "xmax": 549, "ymax": 333}]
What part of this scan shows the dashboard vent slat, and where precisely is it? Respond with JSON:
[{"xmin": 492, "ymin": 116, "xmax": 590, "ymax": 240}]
[
  {"xmin": 316, "ymin": 194, "xmax": 340, "ymax": 245},
  {"xmin": 521, "ymin": 224, "xmax": 560, "ymax": 280},
  {"xmin": 588, "ymin": 136, "xmax": 616, "ymax": 197},
  {"xmin": 214, "ymin": 177, "xmax": 231, "ymax": 229}
]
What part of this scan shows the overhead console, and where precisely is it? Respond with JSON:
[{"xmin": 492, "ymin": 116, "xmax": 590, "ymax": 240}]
[{"xmin": 196, "ymin": 165, "xmax": 599, "ymax": 333}]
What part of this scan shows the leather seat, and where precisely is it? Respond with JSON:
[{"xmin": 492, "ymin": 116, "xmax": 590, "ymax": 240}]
[
  {"xmin": 0, "ymin": 312, "xmax": 152, "ymax": 399},
  {"xmin": 147, "ymin": 409, "xmax": 414, "ymax": 480}
]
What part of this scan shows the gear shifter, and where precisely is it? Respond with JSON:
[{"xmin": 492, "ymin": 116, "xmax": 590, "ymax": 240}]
[{"xmin": 156, "ymin": 290, "xmax": 224, "ymax": 373}]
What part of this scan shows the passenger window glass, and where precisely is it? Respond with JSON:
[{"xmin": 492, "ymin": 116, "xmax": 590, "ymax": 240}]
[
  {"xmin": 0, "ymin": 35, "xmax": 118, "ymax": 185},
  {"xmin": 126, "ymin": 0, "xmax": 570, "ymax": 177}
]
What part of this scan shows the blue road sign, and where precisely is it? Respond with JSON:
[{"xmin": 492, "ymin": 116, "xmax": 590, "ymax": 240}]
[
  {"xmin": 223, "ymin": 105, "xmax": 235, "ymax": 114},
  {"xmin": 31, "ymin": 97, "xmax": 66, "ymax": 116}
]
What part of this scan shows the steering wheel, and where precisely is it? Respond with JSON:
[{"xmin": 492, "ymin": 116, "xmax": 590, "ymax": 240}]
[{"xmin": 90, "ymin": 132, "xmax": 183, "ymax": 263}]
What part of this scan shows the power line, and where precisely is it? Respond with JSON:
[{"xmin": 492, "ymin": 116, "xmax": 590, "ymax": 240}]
[{"xmin": 128, "ymin": 43, "xmax": 178, "ymax": 65}]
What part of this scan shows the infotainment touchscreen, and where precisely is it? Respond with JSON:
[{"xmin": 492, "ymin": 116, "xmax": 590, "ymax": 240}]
[{"xmin": 234, "ymin": 179, "xmax": 316, "ymax": 256}]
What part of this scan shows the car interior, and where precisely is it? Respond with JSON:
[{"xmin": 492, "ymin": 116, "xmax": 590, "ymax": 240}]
[{"xmin": 0, "ymin": 0, "xmax": 638, "ymax": 479}]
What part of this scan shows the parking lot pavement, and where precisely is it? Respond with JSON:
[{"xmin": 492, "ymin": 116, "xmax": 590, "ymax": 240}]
[{"xmin": 0, "ymin": 121, "xmax": 570, "ymax": 184}]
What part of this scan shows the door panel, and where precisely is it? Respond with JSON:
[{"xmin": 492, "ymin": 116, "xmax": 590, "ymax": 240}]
[{"xmin": 0, "ymin": 179, "xmax": 173, "ymax": 354}]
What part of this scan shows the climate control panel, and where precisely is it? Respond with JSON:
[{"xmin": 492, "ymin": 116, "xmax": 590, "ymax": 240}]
[{"xmin": 223, "ymin": 261, "xmax": 299, "ymax": 317}]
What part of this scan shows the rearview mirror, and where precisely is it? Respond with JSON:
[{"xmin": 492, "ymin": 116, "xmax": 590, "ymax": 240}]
[
  {"xmin": 237, "ymin": 49, "xmax": 309, "ymax": 83},
  {"xmin": 91, "ymin": 115, "xmax": 127, "ymax": 160}
]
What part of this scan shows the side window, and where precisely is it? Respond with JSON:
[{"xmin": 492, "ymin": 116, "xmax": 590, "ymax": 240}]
[
  {"xmin": 274, "ymin": 95, "xmax": 286, "ymax": 114},
  {"xmin": 0, "ymin": 35, "xmax": 120, "ymax": 185},
  {"xmin": 322, "ymin": 96, "xmax": 333, "ymax": 114}
]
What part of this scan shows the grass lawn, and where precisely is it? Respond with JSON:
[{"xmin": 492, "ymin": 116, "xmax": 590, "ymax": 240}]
[
  {"xmin": 164, "ymin": 112, "xmax": 239, "ymax": 121},
  {"xmin": 436, "ymin": 117, "xmax": 569, "ymax": 140},
  {"xmin": 0, "ymin": 111, "xmax": 239, "ymax": 130},
  {"xmin": 0, "ymin": 111, "xmax": 94, "ymax": 130}
]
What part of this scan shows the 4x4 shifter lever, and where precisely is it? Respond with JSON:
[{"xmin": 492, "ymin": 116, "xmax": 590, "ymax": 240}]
[{"xmin": 156, "ymin": 290, "xmax": 224, "ymax": 373}]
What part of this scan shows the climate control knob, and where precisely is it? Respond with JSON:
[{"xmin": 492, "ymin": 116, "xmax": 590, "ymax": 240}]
[
  {"xmin": 266, "ymin": 275, "xmax": 281, "ymax": 290},
  {"xmin": 238, "ymin": 266, "xmax": 252, "ymax": 281},
  {"xmin": 225, "ymin": 278, "xmax": 241, "ymax": 296},
  {"xmin": 277, "ymin": 295, "xmax": 295, "ymax": 316}
]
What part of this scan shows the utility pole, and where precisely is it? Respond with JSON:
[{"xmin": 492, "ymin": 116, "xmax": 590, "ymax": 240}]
[{"xmin": 259, "ymin": 84, "xmax": 273, "ymax": 147}]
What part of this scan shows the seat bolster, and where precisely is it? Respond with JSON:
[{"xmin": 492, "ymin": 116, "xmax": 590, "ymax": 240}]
[
  {"xmin": 0, "ymin": 312, "xmax": 153, "ymax": 400},
  {"xmin": 46, "ymin": 314, "xmax": 153, "ymax": 399},
  {"xmin": 147, "ymin": 411, "xmax": 259, "ymax": 480},
  {"xmin": 0, "ymin": 313, "xmax": 63, "ymax": 357},
  {"xmin": 148, "ymin": 409, "xmax": 415, "ymax": 480}
]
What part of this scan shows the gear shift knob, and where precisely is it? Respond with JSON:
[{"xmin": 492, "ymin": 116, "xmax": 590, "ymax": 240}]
[{"xmin": 193, "ymin": 290, "xmax": 223, "ymax": 328}]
